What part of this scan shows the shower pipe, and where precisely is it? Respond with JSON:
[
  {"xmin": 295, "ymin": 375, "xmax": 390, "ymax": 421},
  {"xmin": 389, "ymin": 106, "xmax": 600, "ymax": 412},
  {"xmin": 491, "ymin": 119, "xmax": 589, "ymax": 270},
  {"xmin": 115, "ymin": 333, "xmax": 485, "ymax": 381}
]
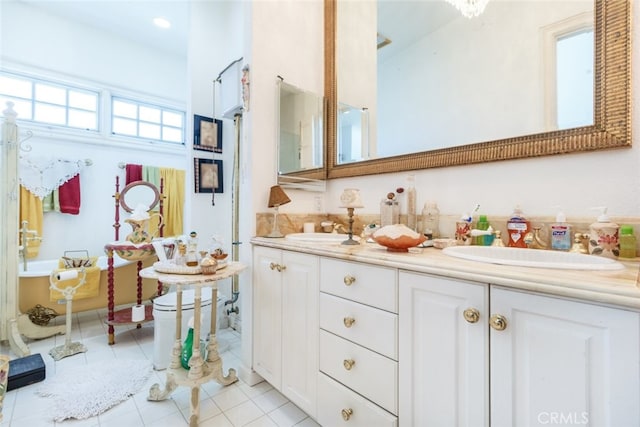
[{"xmin": 225, "ymin": 113, "xmax": 242, "ymax": 315}]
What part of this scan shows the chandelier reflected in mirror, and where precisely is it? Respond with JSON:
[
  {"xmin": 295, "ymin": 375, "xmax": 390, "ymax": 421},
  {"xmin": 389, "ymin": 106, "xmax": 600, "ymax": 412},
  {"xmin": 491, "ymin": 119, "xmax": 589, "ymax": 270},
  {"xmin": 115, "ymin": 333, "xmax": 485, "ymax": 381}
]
[{"xmin": 445, "ymin": 0, "xmax": 490, "ymax": 18}]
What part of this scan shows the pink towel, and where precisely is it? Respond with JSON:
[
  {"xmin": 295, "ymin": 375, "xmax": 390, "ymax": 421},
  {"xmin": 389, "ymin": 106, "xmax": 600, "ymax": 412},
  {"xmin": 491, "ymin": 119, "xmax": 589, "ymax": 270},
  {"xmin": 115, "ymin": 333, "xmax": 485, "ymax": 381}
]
[
  {"xmin": 59, "ymin": 174, "xmax": 81, "ymax": 215},
  {"xmin": 126, "ymin": 164, "xmax": 143, "ymax": 184}
]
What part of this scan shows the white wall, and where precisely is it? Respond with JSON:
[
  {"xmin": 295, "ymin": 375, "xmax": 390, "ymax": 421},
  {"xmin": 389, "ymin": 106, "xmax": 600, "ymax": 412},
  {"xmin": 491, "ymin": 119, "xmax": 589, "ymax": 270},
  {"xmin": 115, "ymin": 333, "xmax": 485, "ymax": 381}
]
[
  {"xmin": 187, "ymin": 0, "xmax": 244, "ymax": 309},
  {"xmin": 1, "ymin": 1, "xmax": 189, "ymax": 260}
]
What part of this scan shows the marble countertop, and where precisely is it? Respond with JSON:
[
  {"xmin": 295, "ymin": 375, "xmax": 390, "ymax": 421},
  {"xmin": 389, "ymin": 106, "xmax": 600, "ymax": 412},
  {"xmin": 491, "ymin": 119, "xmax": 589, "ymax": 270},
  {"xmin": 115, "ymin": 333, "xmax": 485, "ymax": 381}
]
[{"xmin": 251, "ymin": 237, "xmax": 640, "ymax": 310}]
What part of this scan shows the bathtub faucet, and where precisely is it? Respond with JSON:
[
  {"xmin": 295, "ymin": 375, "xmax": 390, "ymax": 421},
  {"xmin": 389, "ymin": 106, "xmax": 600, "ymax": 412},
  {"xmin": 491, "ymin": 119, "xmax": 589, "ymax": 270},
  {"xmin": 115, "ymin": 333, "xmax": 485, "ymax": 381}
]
[{"xmin": 19, "ymin": 220, "xmax": 42, "ymax": 272}]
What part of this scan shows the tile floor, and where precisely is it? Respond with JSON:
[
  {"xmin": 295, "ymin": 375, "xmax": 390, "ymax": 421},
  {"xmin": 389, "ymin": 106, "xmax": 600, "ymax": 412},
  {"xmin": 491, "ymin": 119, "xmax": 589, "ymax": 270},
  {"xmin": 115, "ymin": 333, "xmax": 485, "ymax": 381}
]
[{"xmin": 0, "ymin": 308, "xmax": 320, "ymax": 427}]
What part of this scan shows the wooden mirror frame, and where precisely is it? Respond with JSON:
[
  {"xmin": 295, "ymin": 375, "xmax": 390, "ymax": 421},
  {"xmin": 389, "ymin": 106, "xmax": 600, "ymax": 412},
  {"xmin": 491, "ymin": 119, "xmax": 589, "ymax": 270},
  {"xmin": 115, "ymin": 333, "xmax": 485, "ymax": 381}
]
[
  {"xmin": 120, "ymin": 180, "xmax": 161, "ymax": 213},
  {"xmin": 325, "ymin": 0, "xmax": 631, "ymax": 179}
]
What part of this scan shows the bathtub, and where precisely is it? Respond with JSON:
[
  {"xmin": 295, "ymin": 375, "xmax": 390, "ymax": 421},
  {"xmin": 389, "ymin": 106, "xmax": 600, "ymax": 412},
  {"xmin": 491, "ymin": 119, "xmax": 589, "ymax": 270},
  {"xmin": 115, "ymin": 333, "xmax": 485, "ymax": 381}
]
[{"xmin": 19, "ymin": 254, "xmax": 158, "ymax": 315}]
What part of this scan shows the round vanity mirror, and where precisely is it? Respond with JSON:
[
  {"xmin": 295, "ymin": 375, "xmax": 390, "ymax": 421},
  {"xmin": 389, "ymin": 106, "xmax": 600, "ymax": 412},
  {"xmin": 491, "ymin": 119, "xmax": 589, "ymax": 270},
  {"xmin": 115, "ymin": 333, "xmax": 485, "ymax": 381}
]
[{"xmin": 120, "ymin": 180, "xmax": 160, "ymax": 213}]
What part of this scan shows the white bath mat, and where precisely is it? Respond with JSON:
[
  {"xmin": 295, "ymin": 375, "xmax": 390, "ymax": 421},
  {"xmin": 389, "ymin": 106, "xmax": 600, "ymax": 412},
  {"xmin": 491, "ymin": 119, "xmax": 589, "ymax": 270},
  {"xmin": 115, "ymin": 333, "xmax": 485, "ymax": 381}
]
[{"xmin": 36, "ymin": 359, "xmax": 152, "ymax": 421}]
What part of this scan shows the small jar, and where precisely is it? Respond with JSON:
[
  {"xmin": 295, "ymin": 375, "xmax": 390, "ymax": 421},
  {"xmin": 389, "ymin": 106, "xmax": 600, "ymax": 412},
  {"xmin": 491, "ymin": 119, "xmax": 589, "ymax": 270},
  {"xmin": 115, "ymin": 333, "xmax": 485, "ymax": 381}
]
[{"xmin": 619, "ymin": 225, "xmax": 636, "ymax": 258}]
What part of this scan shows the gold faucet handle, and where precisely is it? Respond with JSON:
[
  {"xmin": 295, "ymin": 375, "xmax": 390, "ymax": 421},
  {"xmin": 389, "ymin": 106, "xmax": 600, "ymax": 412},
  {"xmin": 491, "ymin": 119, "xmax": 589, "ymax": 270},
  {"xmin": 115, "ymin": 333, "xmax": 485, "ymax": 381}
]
[{"xmin": 492, "ymin": 230, "xmax": 505, "ymax": 247}]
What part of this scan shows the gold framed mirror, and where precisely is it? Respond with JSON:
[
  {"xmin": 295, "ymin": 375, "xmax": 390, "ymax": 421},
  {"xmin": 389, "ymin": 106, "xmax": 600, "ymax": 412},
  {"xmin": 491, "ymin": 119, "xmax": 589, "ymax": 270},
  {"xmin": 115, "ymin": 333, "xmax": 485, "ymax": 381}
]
[{"xmin": 325, "ymin": 0, "xmax": 630, "ymax": 179}]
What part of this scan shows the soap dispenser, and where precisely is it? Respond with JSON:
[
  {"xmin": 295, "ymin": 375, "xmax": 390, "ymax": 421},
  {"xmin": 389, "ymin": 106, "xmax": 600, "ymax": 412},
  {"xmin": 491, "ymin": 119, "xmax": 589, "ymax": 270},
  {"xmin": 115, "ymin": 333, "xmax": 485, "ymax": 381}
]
[
  {"xmin": 588, "ymin": 207, "xmax": 620, "ymax": 258},
  {"xmin": 506, "ymin": 205, "xmax": 530, "ymax": 248},
  {"xmin": 550, "ymin": 209, "xmax": 572, "ymax": 251}
]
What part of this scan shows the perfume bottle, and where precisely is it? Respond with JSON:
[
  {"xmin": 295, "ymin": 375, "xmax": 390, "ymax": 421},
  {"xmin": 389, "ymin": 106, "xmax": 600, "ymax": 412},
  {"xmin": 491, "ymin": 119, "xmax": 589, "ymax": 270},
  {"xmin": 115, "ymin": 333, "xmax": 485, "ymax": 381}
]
[{"xmin": 186, "ymin": 231, "xmax": 199, "ymax": 266}]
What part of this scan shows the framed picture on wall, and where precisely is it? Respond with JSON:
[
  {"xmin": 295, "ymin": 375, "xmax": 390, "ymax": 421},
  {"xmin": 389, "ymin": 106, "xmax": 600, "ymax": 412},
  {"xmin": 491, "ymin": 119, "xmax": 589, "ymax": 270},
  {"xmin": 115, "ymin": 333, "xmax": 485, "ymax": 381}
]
[
  {"xmin": 194, "ymin": 158, "xmax": 223, "ymax": 193},
  {"xmin": 193, "ymin": 115, "xmax": 222, "ymax": 153}
]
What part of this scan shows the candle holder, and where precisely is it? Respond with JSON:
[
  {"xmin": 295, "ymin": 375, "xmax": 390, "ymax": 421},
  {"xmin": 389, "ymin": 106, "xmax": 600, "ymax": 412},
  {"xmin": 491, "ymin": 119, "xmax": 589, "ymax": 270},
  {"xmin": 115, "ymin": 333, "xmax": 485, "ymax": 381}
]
[{"xmin": 339, "ymin": 188, "xmax": 364, "ymax": 246}]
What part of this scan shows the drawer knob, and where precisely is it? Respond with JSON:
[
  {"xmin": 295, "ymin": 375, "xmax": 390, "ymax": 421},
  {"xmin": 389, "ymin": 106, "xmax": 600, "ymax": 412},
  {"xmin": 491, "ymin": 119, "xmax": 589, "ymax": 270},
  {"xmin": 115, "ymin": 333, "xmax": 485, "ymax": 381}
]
[
  {"xmin": 343, "ymin": 317, "xmax": 356, "ymax": 328},
  {"xmin": 343, "ymin": 358, "xmax": 356, "ymax": 370},
  {"xmin": 343, "ymin": 275, "xmax": 356, "ymax": 286},
  {"xmin": 341, "ymin": 408, "xmax": 353, "ymax": 421},
  {"xmin": 269, "ymin": 262, "xmax": 278, "ymax": 271},
  {"xmin": 463, "ymin": 308, "xmax": 480, "ymax": 323},
  {"xmin": 489, "ymin": 314, "xmax": 508, "ymax": 331}
]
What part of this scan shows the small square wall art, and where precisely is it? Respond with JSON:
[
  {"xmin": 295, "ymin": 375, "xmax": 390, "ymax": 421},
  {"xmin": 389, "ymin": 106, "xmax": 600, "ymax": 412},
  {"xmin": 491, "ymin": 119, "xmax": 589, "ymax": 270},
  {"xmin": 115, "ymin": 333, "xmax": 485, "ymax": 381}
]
[
  {"xmin": 194, "ymin": 158, "xmax": 223, "ymax": 193},
  {"xmin": 193, "ymin": 115, "xmax": 222, "ymax": 153}
]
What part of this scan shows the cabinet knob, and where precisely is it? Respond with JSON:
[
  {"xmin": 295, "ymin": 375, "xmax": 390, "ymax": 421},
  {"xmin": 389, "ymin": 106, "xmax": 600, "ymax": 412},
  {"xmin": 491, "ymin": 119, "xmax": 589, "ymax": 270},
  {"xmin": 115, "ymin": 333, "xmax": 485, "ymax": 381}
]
[
  {"xmin": 343, "ymin": 358, "xmax": 356, "ymax": 370},
  {"xmin": 343, "ymin": 317, "xmax": 356, "ymax": 328},
  {"xmin": 343, "ymin": 275, "xmax": 356, "ymax": 286},
  {"xmin": 269, "ymin": 262, "xmax": 286, "ymax": 272},
  {"xmin": 463, "ymin": 308, "xmax": 480, "ymax": 323},
  {"xmin": 489, "ymin": 314, "xmax": 508, "ymax": 331},
  {"xmin": 341, "ymin": 408, "xmax": 353, "ymax": 421}
]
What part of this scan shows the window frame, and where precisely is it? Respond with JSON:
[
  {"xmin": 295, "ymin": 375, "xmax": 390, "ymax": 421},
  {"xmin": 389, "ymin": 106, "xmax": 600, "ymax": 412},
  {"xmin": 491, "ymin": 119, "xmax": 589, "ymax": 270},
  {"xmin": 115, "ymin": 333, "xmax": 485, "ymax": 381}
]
[{"xmin": 0, "ymin": 69, "xmax": 186, "ymax": 147}]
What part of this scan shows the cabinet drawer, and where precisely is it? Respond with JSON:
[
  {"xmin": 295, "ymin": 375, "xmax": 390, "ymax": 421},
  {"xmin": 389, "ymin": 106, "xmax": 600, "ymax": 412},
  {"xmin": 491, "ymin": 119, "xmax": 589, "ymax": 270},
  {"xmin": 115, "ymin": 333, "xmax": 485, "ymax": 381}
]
[
  {"xmin": 320, "ymin": 292, "xmax": 398, "ymax": 360},
  {"xmin": 318, "ymin": 373, "xmax": 397, "ymax": 427},
  {"xmin": 320, "ymin": 258, "xmax": 397, "ymax": 312},
  {"xmin": 319, "ymin": 330, "xmax": 398, "ymax": 415}
]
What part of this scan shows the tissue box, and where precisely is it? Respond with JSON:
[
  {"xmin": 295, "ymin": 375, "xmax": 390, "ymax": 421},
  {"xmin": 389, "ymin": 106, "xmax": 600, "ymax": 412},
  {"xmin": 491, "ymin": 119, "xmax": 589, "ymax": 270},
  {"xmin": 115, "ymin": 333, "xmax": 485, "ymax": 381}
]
[{"xmin": 7, "ymin": 353, "xmax": 46, "ymax": 391}]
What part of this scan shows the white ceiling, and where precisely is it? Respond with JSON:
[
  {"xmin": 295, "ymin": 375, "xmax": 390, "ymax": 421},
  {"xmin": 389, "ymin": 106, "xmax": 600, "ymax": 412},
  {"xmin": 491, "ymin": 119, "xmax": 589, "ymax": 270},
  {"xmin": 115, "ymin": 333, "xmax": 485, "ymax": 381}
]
[
  {"xmin": 18, "ymin": 0, "xmax": 460, "ymax": 61},
  {"xmin": 19, "ymin": 0, "xmax": 190, "ymax": 57}
]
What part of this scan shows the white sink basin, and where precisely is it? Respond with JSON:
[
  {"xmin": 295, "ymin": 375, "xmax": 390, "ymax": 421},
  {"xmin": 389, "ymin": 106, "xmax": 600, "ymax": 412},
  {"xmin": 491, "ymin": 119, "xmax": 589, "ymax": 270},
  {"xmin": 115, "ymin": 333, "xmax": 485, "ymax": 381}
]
[
  {"xmin": 285, "ymin": 233, "xmax": 359, "ymax": 243},
  {"xmin": 442, "ymin": 246, "xmax": 625, "ymax": 271}
]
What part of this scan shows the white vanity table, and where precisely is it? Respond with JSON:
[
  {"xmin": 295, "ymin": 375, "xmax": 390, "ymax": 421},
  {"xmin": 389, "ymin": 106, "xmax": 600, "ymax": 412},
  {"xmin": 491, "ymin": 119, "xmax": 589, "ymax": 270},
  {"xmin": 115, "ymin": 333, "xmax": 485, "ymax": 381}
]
[
  {"xmin": 139, "ymin": 262, "xmax": 245, "ymax": 427},
  {"xmin": 252, "ymin": 237, "xmax": 640, "ymax": 426}
]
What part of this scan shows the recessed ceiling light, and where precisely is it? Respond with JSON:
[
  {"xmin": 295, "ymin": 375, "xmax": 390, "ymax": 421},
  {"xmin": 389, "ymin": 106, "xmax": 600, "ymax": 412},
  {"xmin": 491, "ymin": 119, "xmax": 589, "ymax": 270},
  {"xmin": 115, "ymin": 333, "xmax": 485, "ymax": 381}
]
[{"xmin": 153, "ymin": 17, "xmax": 171, "ymax": 29}]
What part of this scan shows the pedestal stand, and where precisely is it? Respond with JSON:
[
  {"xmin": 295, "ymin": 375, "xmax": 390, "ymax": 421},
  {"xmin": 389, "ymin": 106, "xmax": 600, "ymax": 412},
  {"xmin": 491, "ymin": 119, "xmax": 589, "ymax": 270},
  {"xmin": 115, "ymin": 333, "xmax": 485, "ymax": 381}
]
[{"xmin": 342, "ymin": 207, "xmax": 359, "ymax": 245}]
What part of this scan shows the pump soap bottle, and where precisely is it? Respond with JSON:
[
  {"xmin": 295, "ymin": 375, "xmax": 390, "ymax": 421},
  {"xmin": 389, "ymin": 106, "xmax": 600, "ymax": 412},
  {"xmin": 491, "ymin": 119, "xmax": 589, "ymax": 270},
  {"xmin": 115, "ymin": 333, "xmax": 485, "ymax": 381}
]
[
  {"xmin": 588, "ymin": 207, "xmax": 619, "ymax": 258},
  {"xmin": 507, "ymin": 206, "xmax": 530, "ymax": 248},
  {"xmin": 550, "ymin": 210, "xmax": 572, "ymax": 251}
]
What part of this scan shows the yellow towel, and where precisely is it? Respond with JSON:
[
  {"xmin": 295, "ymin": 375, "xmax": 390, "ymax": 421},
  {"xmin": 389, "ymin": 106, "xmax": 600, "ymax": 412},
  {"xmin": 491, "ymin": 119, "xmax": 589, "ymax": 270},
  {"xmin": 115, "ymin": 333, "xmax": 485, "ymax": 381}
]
[
  {"xmin": 50, "ymin": 258, "xmax": 101, "ymax": 301},
  {"xmin": 19, "ymin": 185, "xmax": 43, "ymax": 258},
  {"xmin": 160, "ymin": 167, "xmax": 185, "ymax": 236}
]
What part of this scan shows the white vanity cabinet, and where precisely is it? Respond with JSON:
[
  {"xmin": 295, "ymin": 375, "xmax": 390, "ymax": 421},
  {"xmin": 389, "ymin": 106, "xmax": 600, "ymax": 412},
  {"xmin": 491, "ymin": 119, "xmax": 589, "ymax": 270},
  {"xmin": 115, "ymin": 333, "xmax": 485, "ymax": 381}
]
[
  {"xmin": 399, "ymin": 271, "xmax": 640, "ymax": 427},
  {"xmin": 398, "ymin": 272, "xmax": 489, "ymax": 426},
  {"xmin": 318, "ymin": 258, "xmax": 398, "ymax": 426},
  {"xmin": 252, "ymin": 246, "xmax": 319, "ymax": 417}
]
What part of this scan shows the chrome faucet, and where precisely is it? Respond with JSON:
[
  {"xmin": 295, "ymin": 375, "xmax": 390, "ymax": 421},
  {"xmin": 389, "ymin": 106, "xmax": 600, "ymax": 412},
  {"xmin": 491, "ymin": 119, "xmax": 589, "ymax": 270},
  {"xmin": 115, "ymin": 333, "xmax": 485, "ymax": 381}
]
[
  {"xmin": 19, "ymin": 220, "xmax": 42, "ymax": 271},
  {"xmin": 524, "ymin": 226, "xmax": 548, "ymax": 250}
]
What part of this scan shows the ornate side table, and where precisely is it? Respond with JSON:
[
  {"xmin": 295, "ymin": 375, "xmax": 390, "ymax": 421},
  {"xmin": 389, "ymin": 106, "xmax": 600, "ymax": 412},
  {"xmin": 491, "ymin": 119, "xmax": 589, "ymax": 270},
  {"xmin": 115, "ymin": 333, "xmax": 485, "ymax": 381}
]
[{"xmin": 140, "ymin": 262, "xmax": 246, "ymax": 427}]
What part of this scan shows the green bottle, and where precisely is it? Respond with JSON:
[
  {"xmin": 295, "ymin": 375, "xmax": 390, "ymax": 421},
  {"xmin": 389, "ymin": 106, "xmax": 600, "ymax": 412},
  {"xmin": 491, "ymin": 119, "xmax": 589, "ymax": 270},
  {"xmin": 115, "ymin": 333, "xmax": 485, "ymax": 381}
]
[
  {"xmin": 180, "ymin": 326, "xmax": 194, "ymax": 370},
  {"xmin": 619, "ymin": 225, "xmax": 636, "ymax": 258},
  {"xmin": 475, "ymin": 215, "xmax": 493, "ymax": 246}
]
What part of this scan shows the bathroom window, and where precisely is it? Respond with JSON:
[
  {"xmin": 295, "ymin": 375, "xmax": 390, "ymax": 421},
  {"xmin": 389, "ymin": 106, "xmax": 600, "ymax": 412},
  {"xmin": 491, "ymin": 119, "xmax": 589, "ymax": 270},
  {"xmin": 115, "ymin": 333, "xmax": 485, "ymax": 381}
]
[
  {"xmin": 111, "ymin": 97, "xmax": 185, "ymax": 144},
  {"xmin": 0, "ymin": 71, "xmax": 99, "ymax": 131},
  {"xmin": 542, "ymin": 11, "xmax": 594, "ymax": 131}
]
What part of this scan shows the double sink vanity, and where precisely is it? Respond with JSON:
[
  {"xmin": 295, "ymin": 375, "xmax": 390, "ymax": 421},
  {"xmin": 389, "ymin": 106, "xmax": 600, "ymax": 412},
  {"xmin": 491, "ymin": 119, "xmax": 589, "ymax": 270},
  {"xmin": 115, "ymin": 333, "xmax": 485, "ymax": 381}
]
[{"xmin": 251, "ymin": 234, "xmax": 640, "ymax": 426}]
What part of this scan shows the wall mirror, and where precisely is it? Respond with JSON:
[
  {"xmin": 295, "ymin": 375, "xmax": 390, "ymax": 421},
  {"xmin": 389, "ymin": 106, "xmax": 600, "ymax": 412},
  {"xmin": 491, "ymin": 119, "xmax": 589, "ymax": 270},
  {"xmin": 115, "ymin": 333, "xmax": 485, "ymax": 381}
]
[
  {"xmin": 325, "ymin": 0, "xmax": 630, "ymax": 179},
  {"xmin": 120, "ymin": 181, "xmax": 161, "ymax": 213},
  {"xmin": 276, "ymin": 78, "xmax": 326, "ymax": 191}
]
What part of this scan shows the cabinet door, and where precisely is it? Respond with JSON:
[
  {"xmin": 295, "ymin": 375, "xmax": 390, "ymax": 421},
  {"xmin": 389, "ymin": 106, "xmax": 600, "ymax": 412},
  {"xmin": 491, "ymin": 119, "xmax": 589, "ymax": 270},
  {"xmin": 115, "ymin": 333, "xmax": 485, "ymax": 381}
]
[
  {"xmin": 281, "ymin": 251, "xmax": 319, "ymax": 417},
  {"xmin": 252, "ymin": 246, "xmax": 283, "ymax": 388},
  {"xmin": 490, "ymin": 287, "xmax": 640, "ymax": 427},
  {"xmin": 399, "ymin": 272, "xmax": 489, "ymax": 427}
]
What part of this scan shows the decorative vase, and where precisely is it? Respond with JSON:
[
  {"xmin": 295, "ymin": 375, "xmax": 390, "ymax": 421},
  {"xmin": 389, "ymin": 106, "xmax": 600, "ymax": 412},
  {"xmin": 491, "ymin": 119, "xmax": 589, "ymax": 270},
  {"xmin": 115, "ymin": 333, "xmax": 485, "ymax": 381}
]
[
  {"xmin": 124, "ymin": 212, "xmax": 163, "ymax": 244},
  {"xmin": 0, "ymin": 354, "xmax": 9, "ymax": 423}
]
